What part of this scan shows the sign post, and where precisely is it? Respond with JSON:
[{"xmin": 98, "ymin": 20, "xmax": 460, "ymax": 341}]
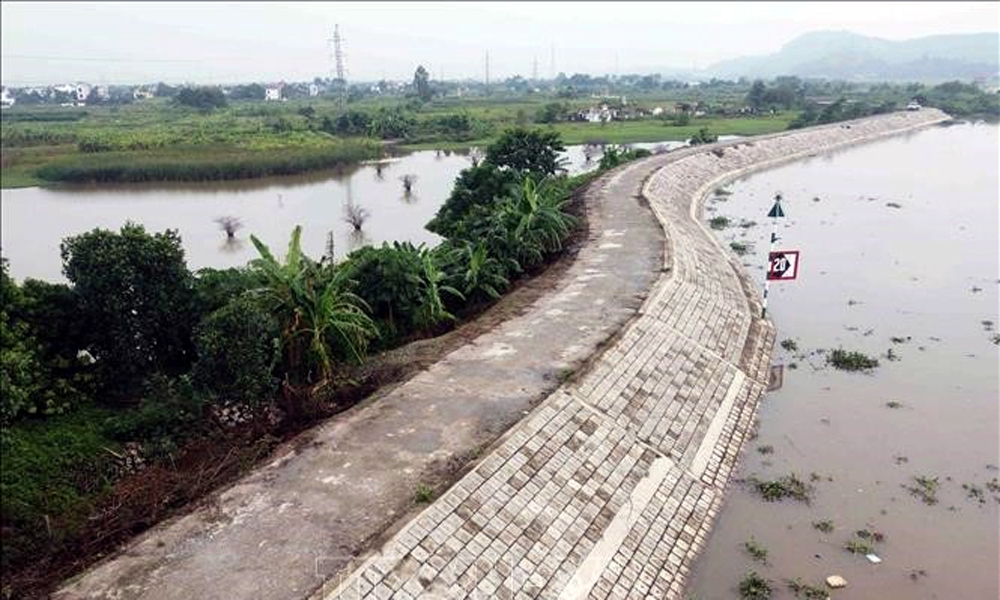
[{"xmin": 761, "ymin": 194, "xmax": 785, "ymax": 318}]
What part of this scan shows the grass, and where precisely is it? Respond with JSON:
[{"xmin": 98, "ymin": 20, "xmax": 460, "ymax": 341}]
[
  {"xmin": 414, "ymin": 482, "xmax": 435, "ymax": 504},
  {"xmin": 903, "ymin": 475, "xmax": 940, "ymax": 505},
  {"xmin": 746, "ymin": 473, "xmax": 814, "ymax": 503},
  {"xmin": 827, "ymin": 349, "xmax": 879, "ymax": 372},
  {"xmin": 0, "ymin": 404, "xmax": 120, "ymax": 569},
  {"xmin": 738, "ymin": 571, "xmax": 773, "ymax": 600}
]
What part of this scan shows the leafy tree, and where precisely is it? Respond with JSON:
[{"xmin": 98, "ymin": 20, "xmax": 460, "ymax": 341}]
[
  {"xmin": 535, "ymin": 102, "xmax": 566, "ymax": 124},
  {"xmin": 193, "ymin": 295, "xmax": 278, "ymax": 409},
  {"xmin": 689, "ymin": 127, "xmax": 718, "ymax": 145},
  {"xmin": 746, "ymin": 80, "xmax": 767, "ymax": 109},
  {"xmin": 485, "ymin": 128, "xmax": 566, "ymax": 176},
  {"xmin": 342, "ymin": 243, "xmax": 425, "ymax": 340},
  {"xmin": 229, "ymin": 83, "xmax": 266, "ymax": 100},
  {"xmin": 60, "ymin": 223, "xmax": 195, "ymax": 395},
  {"xmin": 366, "ymin": 107, "xmax": 415, "ymax": 139},
  {"xmin": 249, "ymin": 227, "xmax": 377, "ymax": 394},
  {"xmin": 174, "ymin": 86, "xmax": 227, "ymax": 110},
  {"xmin": 425, "ymin": 163, "xmax": 519, "ymax": 239},
  {"xmin": 193, "ymin": 267, "xmax": 266, "ymax": 317},
  {"xmin": 413, "ymin": 65, "xmax": 433, "ymax": 102}
]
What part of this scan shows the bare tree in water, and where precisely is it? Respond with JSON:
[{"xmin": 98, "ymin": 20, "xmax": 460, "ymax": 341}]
[
  {"xmin": 400, "ymin": 174, "xmax": 418, "ymax": 195},
  {"xmin": 214, "ymin": 216, "xmax": 243, "ymax": 239},
  {"xmin": 343, "ymin": 201, "xmax": 370, "ymax": 231}
]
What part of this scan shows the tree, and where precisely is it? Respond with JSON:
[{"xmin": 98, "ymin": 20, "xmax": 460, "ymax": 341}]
[
  {"xmin": 60, "ymin": 223, "xmax": 195, "ymax": 395},
  {"xmin": 413, "ymin": 65, "xmax": 432, "ymax": 102},
  {"xmin": 425, "ymin": 163, "xmax": 519, "ymax": 239},
  {"xmin": 485, "ymin": 128, "xmax": 566, "ymax": 176},
  {"xmin": 746, "ymin": 80, "xmax": 767, "ymax": 109},
  {"xmin": 174, "ymin": 86, "xmax": 227, "ymax": 110}
]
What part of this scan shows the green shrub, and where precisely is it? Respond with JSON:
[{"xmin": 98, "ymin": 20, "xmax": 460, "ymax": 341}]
[
  {"xmin": 1, "ymin": 404, "xmax": 118, "ymax": 570},
  {"xmin": 60, "ymin": 223, "xmax": 196, "ymax": 396},
  {"xmin": 828, "ymin": 349, "xmax": 879, "ymax": 371},
  {"xmin": 485, "ymin": 128, "xmax": 566, "ymax": 175},
  {"xmin": 426, "ymin": 163, "xmax": 519, "ymax": 239},
  {"xmin": 739, "ymin": 571, "xmax": 772, "ymax": 600},
  {"xmin": 193, "ymin": 267, "xmax": 267, "ymax": 318},
  {"xmin": 102, "ymin": 374, "xmax": 205, "ymax": 458},
  {"xmin": 342, "ymin": 242, "xmax": 429, "ymax": 341},
  {"xmin": 193, "ymin": 295, "xmax": 278, "ymax": 409}
]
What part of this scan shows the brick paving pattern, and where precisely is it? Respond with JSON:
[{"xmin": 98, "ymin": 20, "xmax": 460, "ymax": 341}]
[{"xmin": 319, "ymin": 109, "xmax": 949, "ymax": 600}]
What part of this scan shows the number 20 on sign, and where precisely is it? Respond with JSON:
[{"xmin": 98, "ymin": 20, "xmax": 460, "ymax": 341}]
[{"xmin": 767, "ymin": 250, "xmax": 800, "ymax": 281}]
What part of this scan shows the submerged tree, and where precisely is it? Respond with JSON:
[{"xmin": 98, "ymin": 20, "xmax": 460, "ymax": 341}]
[
  {"xmin": 400, "ymin": 174, "xmax": 418, "ymax": 195},
  {"xmin": 214, "ymin": 216, "xmax": 243, "ymax": 239},
  {"xmin": 343, "ymin": 201, "xmax": 370, "ymax": 231}
]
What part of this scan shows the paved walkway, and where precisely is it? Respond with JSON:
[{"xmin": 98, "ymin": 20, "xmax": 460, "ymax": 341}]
[{"xmin": 57, "ymin": 109, "xmax": 948, "ymax": 600}]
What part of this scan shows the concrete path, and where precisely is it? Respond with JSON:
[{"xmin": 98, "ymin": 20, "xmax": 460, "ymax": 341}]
[{"xmin": 57, "ymin": 109, "xmax": 949, "ymax": 600}]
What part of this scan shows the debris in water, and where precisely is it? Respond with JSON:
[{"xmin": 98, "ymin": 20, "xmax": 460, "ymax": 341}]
[
  {"xmin": 903, "ymin": 475, "xmax": 940, "ymax": 505},
  {"xmin": 866, "ymin": 554, "xmax": 882, "ymax": 564},
  {"xmin": 825, "ymin": 575, "xmax": 848, "ymax": 589},
  {"xmin": 886, "ymin": 202, "xmax": 903, "ymax": 208}
]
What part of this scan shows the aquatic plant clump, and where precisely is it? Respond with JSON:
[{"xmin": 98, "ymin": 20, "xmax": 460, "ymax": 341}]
[
  {"xmin": 746, "ymin": 473, "xmax": 814, "ymax": 503},
  {"xmin": 827, "ymin": 349, "xmax": 879, "ymax": 371}
]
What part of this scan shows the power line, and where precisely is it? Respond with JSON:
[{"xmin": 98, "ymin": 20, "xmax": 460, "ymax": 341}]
[{"xmin": 1, "ymin": 54, "xmax": 247, "ymax": 63}]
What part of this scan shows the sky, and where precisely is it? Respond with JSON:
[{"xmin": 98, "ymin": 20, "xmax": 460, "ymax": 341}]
[{"xmin": 1, "ymin": 1, "xmax": 997, "ymax": 86}]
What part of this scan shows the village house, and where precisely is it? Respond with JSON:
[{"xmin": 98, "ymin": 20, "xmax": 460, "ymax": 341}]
[
  {"xmin": 308, "ymin": 83, "xmax": 320, "ymax": 97},
  {"xmin": 265, "ymin": 82, "xmax": 284, "ymax": 101},
  {"xmin": 0, "ymin": 87, "xmax": 15, "ymax": 108},
  {"xmin": 133, "ymin": 87, "xmax": 155, "ymax": 100},
  {"xmin": 75, "ymin": 83, "xmax": 92, "ymax": 102}
]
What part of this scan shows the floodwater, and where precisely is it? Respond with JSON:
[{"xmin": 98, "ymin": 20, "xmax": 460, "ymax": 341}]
[
  {"xmin": 0, "ymin": 137, "xmax": 733, "ymax": 283},
  {"xmin": 688, "ymin": 122, "xmax": 999, "ymax": 599}
]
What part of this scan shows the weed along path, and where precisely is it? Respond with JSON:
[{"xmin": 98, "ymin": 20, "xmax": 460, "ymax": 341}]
[{"xmin": 55, "ymin": 110, "xmax": 948, "ymax": 600}]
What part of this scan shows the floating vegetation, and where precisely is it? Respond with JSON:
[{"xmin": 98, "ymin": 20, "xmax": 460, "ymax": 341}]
[
  {"xmin": 812, "ymin": 520, "xmax": 834, "ymax": 533},
  {"xmin": 885, "ymin": 202, "xmax": 903, "ymax": 208},
  {"xmin": 739, "ymin": 219, "xmax": 758, "ymax": 229},
  {"xmin": 786, "ymin": 578, "xmax": 829, "ymax": 599},
  {"xmin": 844, "ymin": 539, "xmax": 875, "ymax": 555},
  {"xmin": 747, "ymin": 473, "xmax": 814, "ymax": 503},
  {"xmin": 828, "ymin": 349, "xmax": 879, "ymax": 372},
  {"xmin": 738, "ymin": 571, "xmax": 772, "ymax": 600},
  {"xmin": 962, "ymin": 483, "xmax": 986, "ymax": 504},
  {"xmin": 709, "ymin": 216, "xmax": 731, "ymax": 230},
  {"xmin": 744, "ymin": 538, "xmax": 769, "ymax": 564},
  {"xmin": 986, "ymin": 478, "xmax": 1000, "ymax": 494},
  {"xmin": 757, "ymin": 445, "xmax": 774, "ymax": 455},
  {"xmin": 855, "ymin": 527, "xmax": 885, "ymax": 542},
  {"xmin": 903, "ymin": 475, "xmax": 939, "ymax": 505},
  {"xmin": 893, "ymin": 455, "xmax": 909, "ymax": 465},
  {"xmin": 730, "ymin": 241, "xmax": 752, "ymax": 256},
  {"xmin": 889, "ymin": 336, "xmax": 911, "ymax": 344},
  {"xmin": 885, "ymin": 401, "xmax": 904, "ymax": 409},
  {"xmin": 780, "ymin": 339, "xmax": 798, "ymax": 352}
]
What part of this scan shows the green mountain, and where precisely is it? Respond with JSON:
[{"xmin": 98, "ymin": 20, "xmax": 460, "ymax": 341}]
[{"xmin": 707, "ymin": 31, "xmax": 999, "ymax": 82}]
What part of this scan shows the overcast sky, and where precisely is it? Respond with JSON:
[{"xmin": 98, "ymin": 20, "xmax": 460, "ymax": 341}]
[{"xmin": 1, "ymin": 1, "xmax": 997, "ymax": 85}]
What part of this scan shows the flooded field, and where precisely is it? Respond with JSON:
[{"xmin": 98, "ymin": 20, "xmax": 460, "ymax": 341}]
[
  {"xmin": 0, "ymin": 138, "xmax": 712, "ymax": 283},
  {"xmin": 688, "ymin": 122, "xmax": 999, "ymax": 599}
]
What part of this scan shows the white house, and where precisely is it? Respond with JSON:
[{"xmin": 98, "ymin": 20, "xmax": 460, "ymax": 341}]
[
  {"xmin": 0, "ymin": 88, "xmax": 15, "ymax": 108},
  {"xmin": 75, "ymin": 83, "xmax": 92, "ymax": 102},
  {"xmin": 133, "ymin": 87, "xmax": 154, "ymax": 100},
  {"xmin": 308, "ymin": 83, "xmax": 320, "ymax": 97},
  {"xmin": 651, "ymin": 106, "xmax": 664, "ymax": 116},
  {"xmin": 265, "ymin": 83, "xmax": 284, "ymax": 101},
  {"xmin": 95, "ymin": 85, "xmax": 110, "ymax": 100}
]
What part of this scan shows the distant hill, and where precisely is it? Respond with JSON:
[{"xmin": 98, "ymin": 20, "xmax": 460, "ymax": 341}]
[{"xmin": 706, "ymin": 31, "xmax": 1000, "ymax": 82}]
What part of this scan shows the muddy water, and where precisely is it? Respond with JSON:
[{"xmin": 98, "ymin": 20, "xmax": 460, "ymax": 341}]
[
  {"xmin": 0, "ymin": 138, "xmax": 736, "ymax": 283},
  {"xmin": 688, "ymin": 122, "xmax": 999, "ymax": 599}
]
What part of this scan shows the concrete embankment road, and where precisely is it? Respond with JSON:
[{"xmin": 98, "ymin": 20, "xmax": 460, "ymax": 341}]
[{"xmin": 56, "ymin": 108, "xmax": 949, "ymax": 600}]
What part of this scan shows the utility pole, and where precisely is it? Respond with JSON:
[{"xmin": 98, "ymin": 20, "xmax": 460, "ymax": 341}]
[
  {"xmin": 550, "ymin": 44, "xmax": 555, "ymax": 79},
  {"xmin": 532, "ymin": 55, "xmax": 538, "ymax": 82},
  {"xmin": 485, "ymin": 50, "xmax": 490, "ymax": 90},
  {"xmin": 329, "ymin": 24, "xmax": 347, "ymax": 106}
]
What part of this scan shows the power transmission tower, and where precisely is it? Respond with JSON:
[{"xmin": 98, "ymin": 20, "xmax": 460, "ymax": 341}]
[
  {"xmin": 532, "ymin": 55, "xmax": 538, "ymax": 81},
  {"xmin": 484, "ymin": 50, "xmax": 490, "ymax": 91},
  {"xmin": 550, "ymin": 44, "xmax": 555, "ymax": 79},
  {"xmin": 328, "ymin": 24, "xmax": 347, "ymax": 105}
]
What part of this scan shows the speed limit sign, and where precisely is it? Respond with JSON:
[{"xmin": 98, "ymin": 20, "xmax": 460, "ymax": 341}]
[{"xmin": 767, "ymin": 250, "xmax": 800, "ymax": 281}]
